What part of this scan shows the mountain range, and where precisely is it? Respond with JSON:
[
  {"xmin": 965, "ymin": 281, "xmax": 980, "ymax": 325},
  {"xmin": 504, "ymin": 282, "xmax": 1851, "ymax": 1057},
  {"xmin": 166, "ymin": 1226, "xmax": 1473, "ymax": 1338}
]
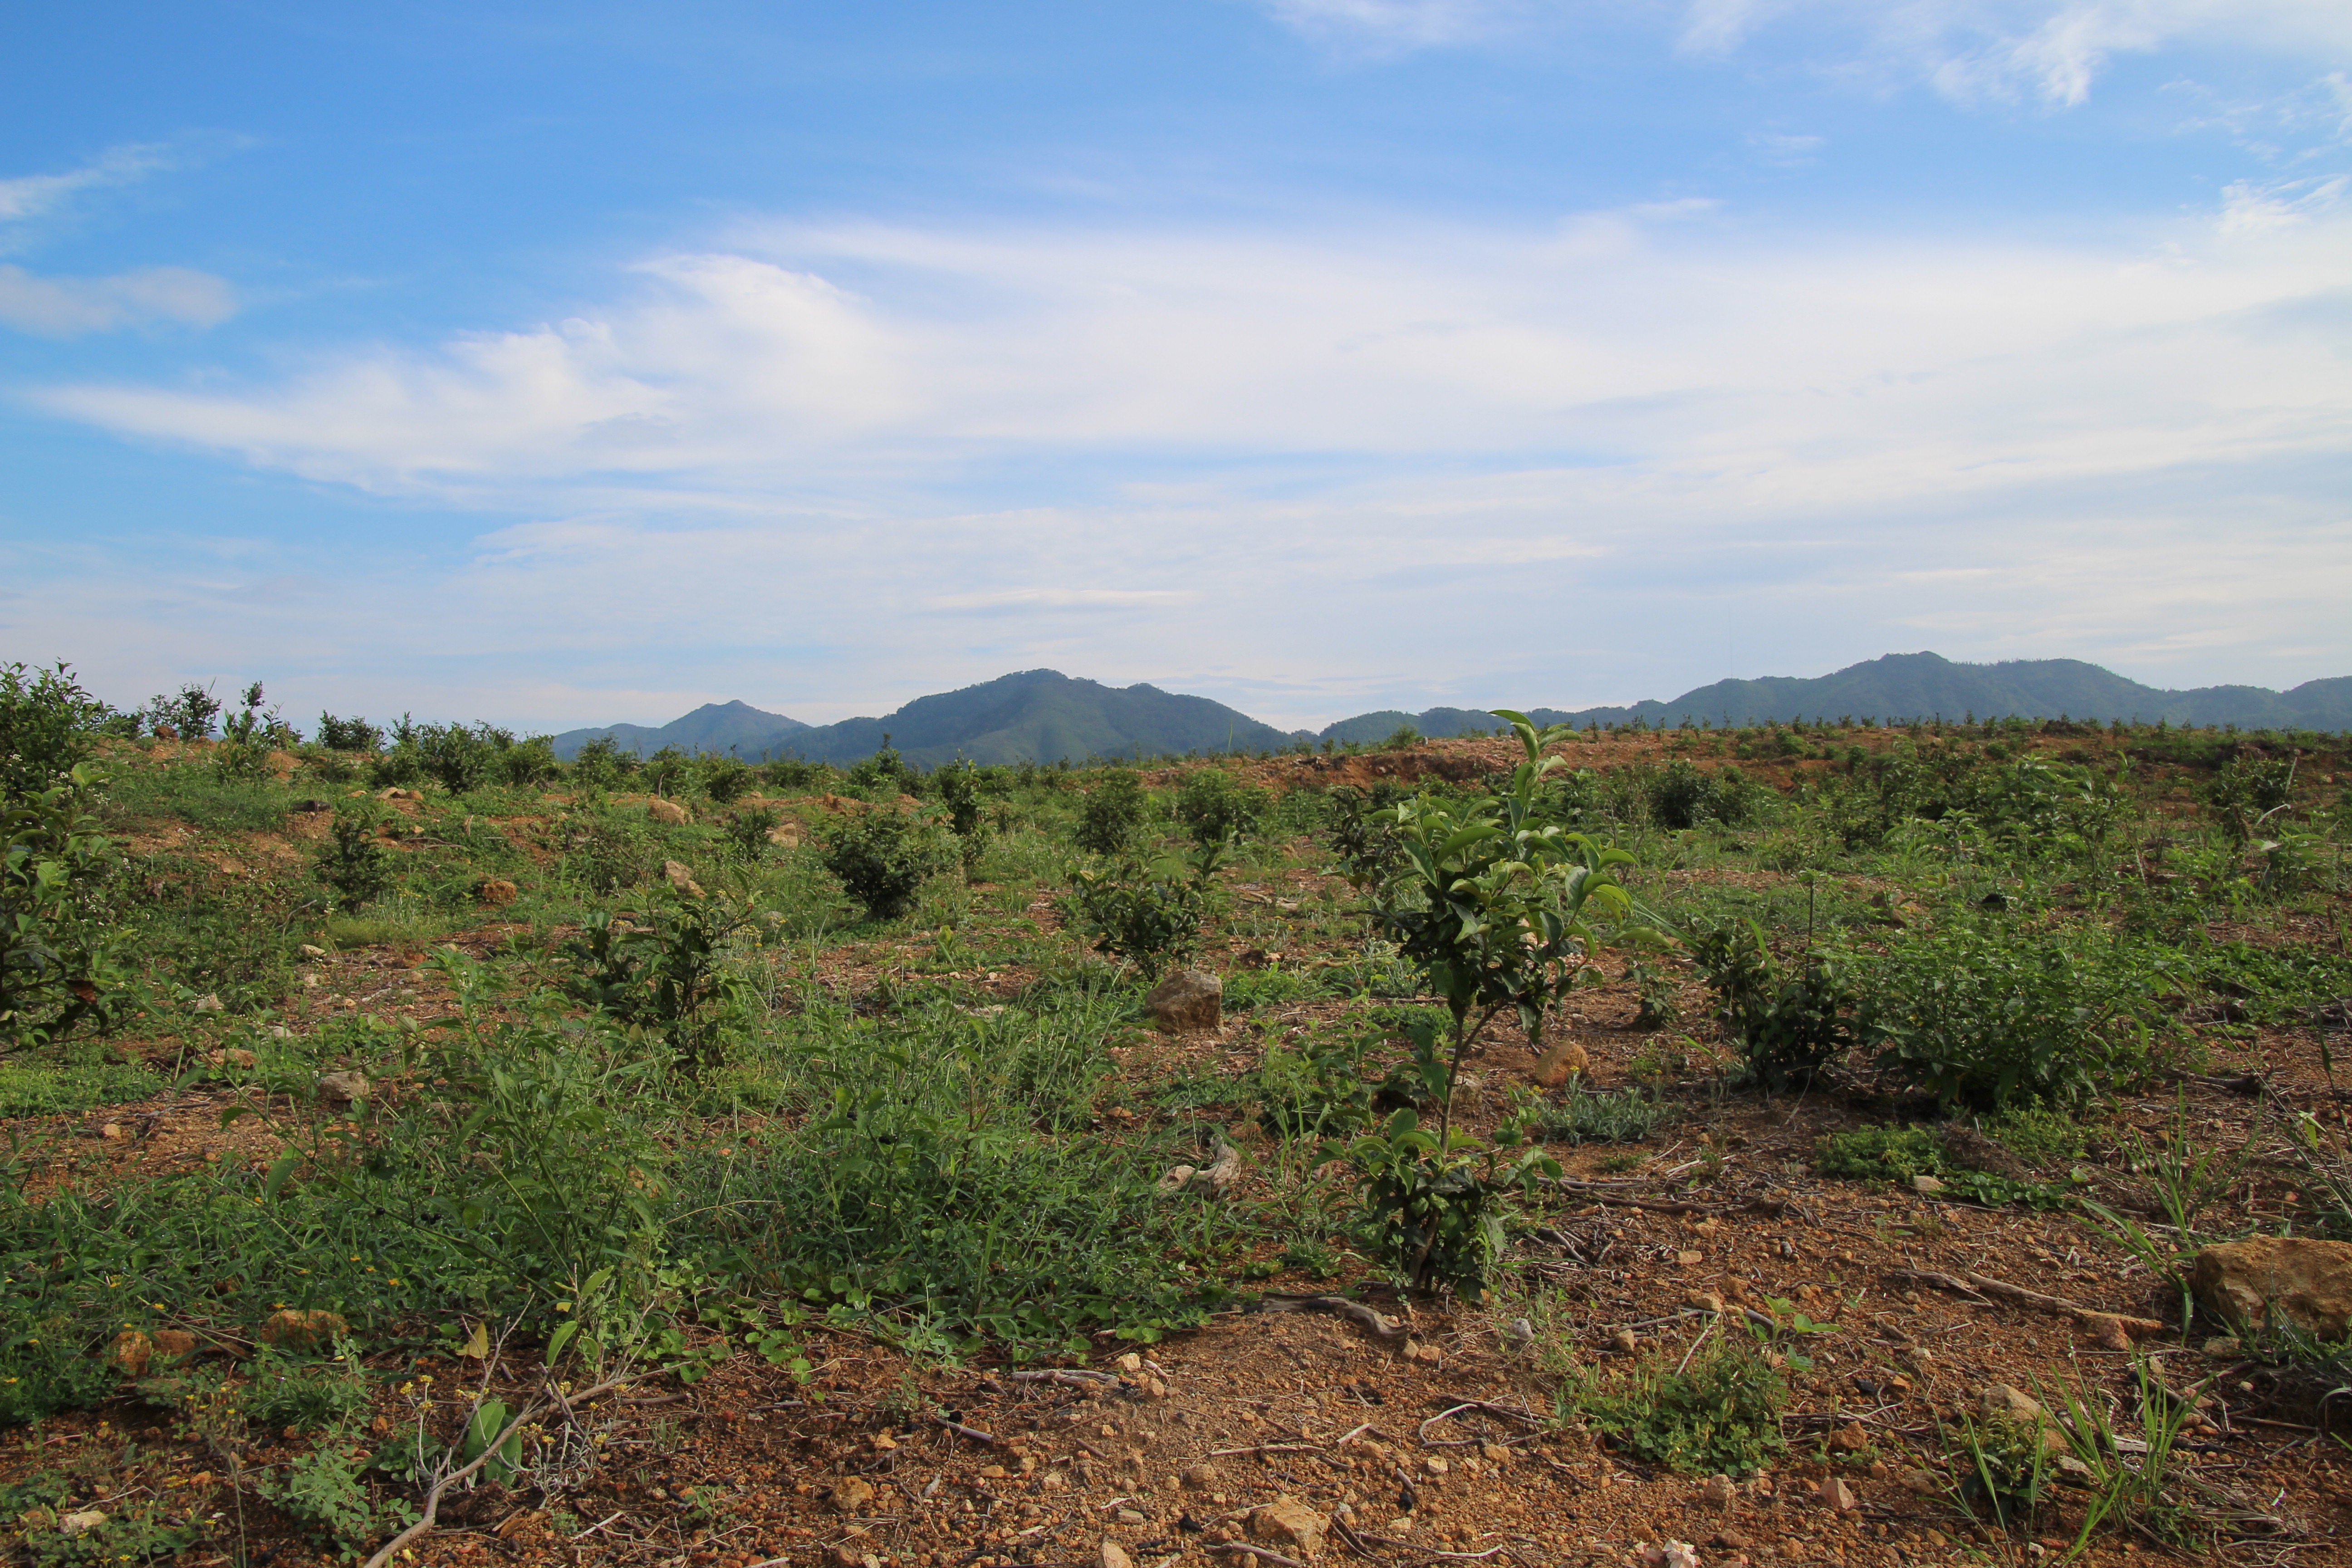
[
  {"xmin": 552, "ymin": 652, "xmax": 2352, "ymax": 765},
  {"xmin": 551, "ymin": 670, "xmax": 1293, "ymax": 767}
]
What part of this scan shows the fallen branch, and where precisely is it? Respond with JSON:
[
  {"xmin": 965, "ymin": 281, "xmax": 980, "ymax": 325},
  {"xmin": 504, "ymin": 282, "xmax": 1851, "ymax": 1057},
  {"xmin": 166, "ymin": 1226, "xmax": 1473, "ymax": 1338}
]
[
  {"xmin": 1209, "ymin": 1442, "xmax": 1327, "ymax": 1457},
  {"xmin": 1211, "ymin": 1544, "xmax": 1309, "ymax": 1568},
  {"xmin": 1416, "ymin": 1400, "xmax": 1545, "ymax": 1445},
  {"xmin": 1254, "ymin": 1295, "xmax": 1408, "ymax": 1341},
  {"xmin": 932, "ymin": 1415, "xmax": 1000, "ymax": 1445},
  {"xmin": 1886, "ymin": 1267, "xmax": 2164, "ymax": 1347},
  {"xmin": 1009, "ymin": 1368, "xmax": 1122, "ymax": 1387}
]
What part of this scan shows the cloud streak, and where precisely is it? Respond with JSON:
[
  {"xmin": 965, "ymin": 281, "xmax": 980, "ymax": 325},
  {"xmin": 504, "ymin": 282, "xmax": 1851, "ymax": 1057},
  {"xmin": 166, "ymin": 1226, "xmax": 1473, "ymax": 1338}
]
[
  {"xmin": 0, "ymin": 264, "xmax": 236, "ymax": 337},
  {"xmin": 1270, "ymin": 0, "xmax": 2352, "ymax": 107},
  {"xmin": 39, "ymin": 196, "xmax": 2351, "ymax": 509}
]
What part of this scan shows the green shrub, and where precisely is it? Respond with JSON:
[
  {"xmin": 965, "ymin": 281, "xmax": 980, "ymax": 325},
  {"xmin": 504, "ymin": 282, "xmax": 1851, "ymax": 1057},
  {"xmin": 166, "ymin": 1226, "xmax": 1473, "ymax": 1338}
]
[
  {"xmin": 935, "ymin": 759, "xmax": 993, "ymax": 871},
  {"xmin": 315, "ymin": 805, "xmax": 397, "ymax": 910},
  {"xmin": 761, "ymin": 757, "xmax": 830, "ymax": 791},
  {"xmin": 1174, "ymin": 767, "xmax": 1265, "ymax": 848},
  {"xmin": 846, "ymin": 741, "xmax": 916, "ymax": 797},
  {"xmin": 820, "ymin": 809, "xmax": 953, "ymax": 922},
  {"xmin": 1067, "ymin": 854, "xmax": 1208, "ymax": 978},
  {"xmin": 141, "ymin": 682, "xmax": 221, "ymax": 742},
  {"xmin": 1561, "ymin": 1337, "xmax": 1785, "ymax": 1475},
  {"xmin": 569, "ymin": 735, "xmax": 636, "ymax": 789},
  {"xmin": 721, "ymin": 804, "xmax": 783, "ymax": 862},
  {"xmin": 1648, "ymin": 760, "xmax": 1758, "ymax": 830},
  {"xmin": 560, "ymin": 811, "xmax": 659, "ymax": 894},
  {"xmin": 1858, "ymin": 921, "xmax": 2155, "ymax": 1112},
  {"xmin": 1687, "ymin": 917, "xmax": 1855, "ymax": 1092},
  {"xmin": 565, "ymin": 893, "xmax": 765, "ymax": 1074},
  {"xmin": 0, "ymin": 662, "xmax": 104, "ymax": 802},
  {"xmin": 314, "ymin": 713, "xmax": 382, "ymax": 753},
  {"xmin": 643, "ymin": 745, "xmax": 691, "ymax": 798},
  {"xmin": 1323, "ymin": 782, "xmax": 1408, "ymax": 890},
  {"xmin": 1330, "ymin": 1098, "xmax": 1557, "ymax": 1291},
  {"xmin": 2, "ymin": 766, "xmax": 127, "ymax": 1049},
  {"xmin": 700, "ymin": 755, "xmax": 754, "ymax": 804},
  {"xmin": 2205, "ymin": 755, "xmax": 2297, "ymax": 843},
  {"xmin": 1074, "ymin": 770, "xmax": 1149, "ymax": 856}
]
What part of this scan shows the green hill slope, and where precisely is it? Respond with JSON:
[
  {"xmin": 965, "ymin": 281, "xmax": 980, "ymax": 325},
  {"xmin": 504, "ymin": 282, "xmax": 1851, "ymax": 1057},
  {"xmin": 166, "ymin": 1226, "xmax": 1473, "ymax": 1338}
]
[
  {"xmin": 1322, "ymin": 654, "xmax": 2352, "ymax": 736},
  {"xmin": 779, "ymin": 669, "xmax": 1296, "ymax": 767},
  {"xmin": 551, "ymin": 700, "xmax": 807, "ymax": 760}
]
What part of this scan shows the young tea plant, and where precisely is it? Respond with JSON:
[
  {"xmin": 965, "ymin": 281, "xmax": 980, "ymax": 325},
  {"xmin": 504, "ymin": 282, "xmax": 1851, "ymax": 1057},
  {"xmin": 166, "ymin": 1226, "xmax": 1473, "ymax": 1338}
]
[
  {"xmin": 1067, "ymin": 853, "xmax": 1211, "ymax": 979},
  {"xmin": 1330, "ymin": 710, "xmax": 1632, "ymax": 1288}
]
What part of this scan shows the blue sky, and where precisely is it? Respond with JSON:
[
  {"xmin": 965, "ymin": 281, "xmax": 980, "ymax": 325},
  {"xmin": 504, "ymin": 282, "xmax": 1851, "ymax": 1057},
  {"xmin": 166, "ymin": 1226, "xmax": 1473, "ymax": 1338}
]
[{"xmin": 3, "ymin": 1, "xmax": 2347, "ymax": 730}]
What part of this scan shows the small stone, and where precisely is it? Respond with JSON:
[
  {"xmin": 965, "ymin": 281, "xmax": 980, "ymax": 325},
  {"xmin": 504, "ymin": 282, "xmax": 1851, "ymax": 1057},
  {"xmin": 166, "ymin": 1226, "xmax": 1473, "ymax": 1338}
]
[
  {"xmin": 661, "ymin": 859, "xmax": 706, "ymax": 898},
  {"xmin": 1822, "ymin": 1476, "xmax": 1859, "ymax": 1512},
  {"xmin": 225, "ymin": 1048, "xmax": 257, "ymax": 1067},
  {"xmin": 825, "ymin": 1547, "xmax": 864, "ymax": 1568},
  {"xmin": 59, "ymin": 1509, "xmax": 107, "ymax": 1535},
  {"xmin": 317, "ymin": 1070, "xmax": 369, "ymax": 1107},
  {"xmin": 108, "ymin": 1329, "xmax": 153, "ymax": 1376},
  {"xmin": 259, "ymin": 1309, "xmax": 348, "ymax": 1351},
  {"xmin": 1829, "ymin": 1422, "xmax": 1869, "ymax": 1454},
  {"xmin": 1702, "ymin": 1473, "xmax": 1737, "ymax": 1509},
  {"xmin": 830, "ymin": 1476, "xmax": 875, "ymax": 1514},
  {"xmin": 2202, "ymin": 1335, "xmax": 2243, "ymax": 1357},
  {"xmin": 1911, "ymin": 1173, "xmax": 1946, "ymax": 1195},
  {"xmin": 1901, "ymin": 1467, "xmax": 1943, "ymax": 1496},
  {"xmin": 1181, "ymin": 1462, "xmax": 1219, "ymax": 1490},
  {"xmin": 1611, "ymin": 1328, "xmax": 1639, "ymax": 1354},
  {"xmin": 1098, "ymin": 1544, "xmax": 1135, "ymax": 1568},
  {"xmin": 979, "ymin": 1464, "xmax": 1009, "ymax": 1479},
  {"xmin": 1422, "ymin": 1455, "xmax": 1450, "ymax": 1477},
  {"xmin": 476, "ymin": 877, "xmax": 519, "ymax": 907},
  {"xmin": 647, "ymin": 798, "xmax": 691, "ymax": 826},
  {"xmin": 1635, "ymin": 1543, "xmax": 1700, "ymax": 1568},
  {"xmin": 1481, "ymin": 1442, "xmax": 1511, "ymax": 1463},
  {"xmin": 1676, "ymin": 1250, "xmax": 1705, "ymax": 1267},
  {"xmin": 192, "ymin": 994, "xmax": 225, "ymax": 1013},
  {"xmin": 1247, "ymin": 1495, "xmax": 1328, "ymax": 1558},
  {"xmin": 1117, "ymin": 1507, "xmax": 1150, "ymax": 1524},
  {"xmin": 1117, "ymin": 1352, "xmax": 1144, "ymax": 1373},
  {"xmin": 154, "ymin": 1329, "xmax": 197, "ymax": 1361},
  {"xmin": 1686, "ymin": 1291, "xmax": 1725, "ymax": 1313},
  {"xmin": 1502, "ymin": 1318, "xmax": 1535, "ymax": 1353},
  {"xmin": 1156, "ymin": 1163, "xmax": 1198, "ymax": 1193},
  {"xmin": 1143, "ymin": 968, "xmax": 1222, "ymax": 1033},
  {"xmin": 1531, "ymin": 1036, "xmax": 1589, "ymax": 1087},
  {"xmin": 99, "ymin": 1123, "xmax": 127, "ymax": 1141},
  {"xmin": 1404, "ymin": 1339, "xmax": 1443, "ymax": 1363}
]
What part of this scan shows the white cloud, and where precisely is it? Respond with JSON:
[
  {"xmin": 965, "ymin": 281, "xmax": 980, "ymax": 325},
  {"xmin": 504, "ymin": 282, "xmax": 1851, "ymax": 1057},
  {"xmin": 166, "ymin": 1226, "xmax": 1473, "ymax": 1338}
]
[
  {"xmin": 0, "ymin": 264, "xmax": 236, "ymax": 336},
  {"xmin": 40, "ymin": 195, "xmax": 2351, "ymax": 508},
  {"xmin": 0, "ymin": 144, "xmax": 176, "ymax": 229},
  {"xmin": 20, "ymin": 191, "xmax": 2351, "ymax": 723},
  {"xmin": 1271, "ymin": 1, "xmax": 2352, "ymax": 108}
]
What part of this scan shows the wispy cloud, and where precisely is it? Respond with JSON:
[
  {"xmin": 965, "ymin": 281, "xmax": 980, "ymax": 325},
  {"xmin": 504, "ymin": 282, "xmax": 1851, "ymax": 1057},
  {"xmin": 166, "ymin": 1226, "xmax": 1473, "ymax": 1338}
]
[
  {"xmin": 40, "ymin": 193, "xmax": 2349, "ymax": 506},
  {"xmin": 0, "ymin": 143, "xmax": 178, "ymax": 231},
  {"xmin": 1273, "ymin": 1, "xmax": 2352, "ymax": 109},
  {"xmin": 0, "ymin": 264, "xmax": 235, "ymax": 337}
]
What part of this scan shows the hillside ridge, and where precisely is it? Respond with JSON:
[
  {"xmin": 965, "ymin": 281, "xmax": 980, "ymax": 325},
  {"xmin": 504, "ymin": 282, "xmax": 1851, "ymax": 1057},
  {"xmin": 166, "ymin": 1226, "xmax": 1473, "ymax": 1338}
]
[{"xmin": 556, "ymin": 652, "xmax": 2352, "ymax": 765}]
